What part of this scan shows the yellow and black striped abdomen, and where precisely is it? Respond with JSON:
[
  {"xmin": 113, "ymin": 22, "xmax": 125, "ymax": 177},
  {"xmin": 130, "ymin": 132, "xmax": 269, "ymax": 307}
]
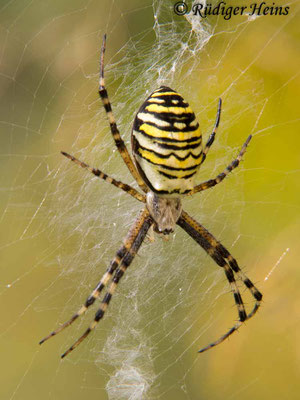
[{"xmin": 132, "ymin": 86, "xmax": 203, "ymax": 196}]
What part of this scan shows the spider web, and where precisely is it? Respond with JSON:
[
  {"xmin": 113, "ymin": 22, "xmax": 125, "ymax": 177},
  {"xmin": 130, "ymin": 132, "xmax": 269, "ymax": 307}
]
[{"xmin": 1, "ymin": 1, "xmax": 300, "ymax": 399}]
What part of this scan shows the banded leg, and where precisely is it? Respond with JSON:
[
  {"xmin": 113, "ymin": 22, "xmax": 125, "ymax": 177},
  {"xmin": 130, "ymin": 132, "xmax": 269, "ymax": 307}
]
[
  {"xmin": 187, "ymin": 134, "xmax": 252, "ymax": 196},
  {"xmin": 201, "ymin": 98, "xmax": 222, "ymax": 165},
  {"xmin": 213, "ymin": 242, "xmax": 262, "ymax": 320},
  {"xmin": 98, "ymin": 34, "xmax": 148, "ymax": 193},
  {"xmin": 61, "ymin": 151, "xmax": 146, "ymax": 203},
  {"xmin": 61, "ymin": 208, "xmax": 153, "ymax": 358},
  {"xmin": 177, "ymin": 210, "xmax": 262, "ymax": 353},
  {"xmin": 39, "ymin": 207, "xmax": 151, "ymax": 346},
  {"xmin": 179, "ymin": 210, "xmax": 262, "ymax": 317}
]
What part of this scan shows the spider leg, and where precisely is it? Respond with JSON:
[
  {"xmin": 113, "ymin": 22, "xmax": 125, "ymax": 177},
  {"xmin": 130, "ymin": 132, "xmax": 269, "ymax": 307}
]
[
  {"xmin": 61, "ymin": 208, "xmax": 153, "ymax": 358},
  {"xmin": 208, "ymin": 236, "xmax": 262, "ymax": 320},
  {"xmin": 61, "ymin": 151, "xmax": 146, "ymax": 203},
  {"xmin": 39, "ymin": 208, "xmax": 152, "ymax": 346},
  {"xmin": 187, "ymin": 134, "xmax": 252, "ymax": 196},
  {"xmin": 200, "ymin": 98, "xmax": 222, "ymax": 166},
  {"xmin": 98, "ymin": 34, "xmax": 148, "ymax": 193},
  {"xmin": 177, "ymin": 210, "xmax": 262, "ymax": 353}
]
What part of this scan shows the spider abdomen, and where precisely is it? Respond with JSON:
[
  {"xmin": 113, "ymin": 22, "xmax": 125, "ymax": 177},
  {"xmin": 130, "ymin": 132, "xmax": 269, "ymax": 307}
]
[{"xmin": 132, "ymin": 86, "xmax": 203, "ymax": 196}]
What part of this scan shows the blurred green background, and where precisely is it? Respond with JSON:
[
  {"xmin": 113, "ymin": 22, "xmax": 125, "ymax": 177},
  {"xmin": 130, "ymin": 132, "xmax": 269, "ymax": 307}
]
[{"xmin": 0, "ymin": 0, "xmax": 299, "ymax": 399}]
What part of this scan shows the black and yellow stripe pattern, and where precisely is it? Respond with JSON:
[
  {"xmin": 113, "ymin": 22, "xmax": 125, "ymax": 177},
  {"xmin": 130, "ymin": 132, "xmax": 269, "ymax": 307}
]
[
  {"xmin": 132, "ymin": 86, "xmax": 203, "ymax": 196},
  {"xmin": 40, "ymin": 36, "xmax": 262, "ymax": 359}
]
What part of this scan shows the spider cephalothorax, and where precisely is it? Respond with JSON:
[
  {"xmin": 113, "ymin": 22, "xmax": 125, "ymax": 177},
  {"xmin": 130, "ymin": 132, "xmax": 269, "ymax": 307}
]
[
  {"xmin": 146, "ymin": 192, "xmax": 182, "ymax": 234},
  {"xmin": 40, "ymin": 34, "xmax": 262, "ymax": 359}
]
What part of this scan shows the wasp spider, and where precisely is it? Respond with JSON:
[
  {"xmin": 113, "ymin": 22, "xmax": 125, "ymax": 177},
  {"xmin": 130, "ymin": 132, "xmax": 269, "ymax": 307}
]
[{"xmin": 40, "ymin": 35, "xmax": 262, "ymax": 358}]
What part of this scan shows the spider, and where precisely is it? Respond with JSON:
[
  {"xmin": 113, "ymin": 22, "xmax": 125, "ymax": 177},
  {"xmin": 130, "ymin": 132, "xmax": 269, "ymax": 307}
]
[{"xmin": 40, "ymin": 35, "xmax": 262, "ymax": 358}]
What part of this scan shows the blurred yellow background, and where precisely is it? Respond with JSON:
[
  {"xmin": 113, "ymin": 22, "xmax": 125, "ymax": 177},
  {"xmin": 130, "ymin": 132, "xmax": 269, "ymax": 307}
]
[{"xmin": 0, "ymin": 1, "xmax": 299, "ymax": 399}]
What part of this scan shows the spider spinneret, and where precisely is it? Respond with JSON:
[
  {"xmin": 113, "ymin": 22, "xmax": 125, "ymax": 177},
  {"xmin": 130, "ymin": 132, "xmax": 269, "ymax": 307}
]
[{"xmin": 39, "ymin": 34, "xmax": 262, "ymax": 359}]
